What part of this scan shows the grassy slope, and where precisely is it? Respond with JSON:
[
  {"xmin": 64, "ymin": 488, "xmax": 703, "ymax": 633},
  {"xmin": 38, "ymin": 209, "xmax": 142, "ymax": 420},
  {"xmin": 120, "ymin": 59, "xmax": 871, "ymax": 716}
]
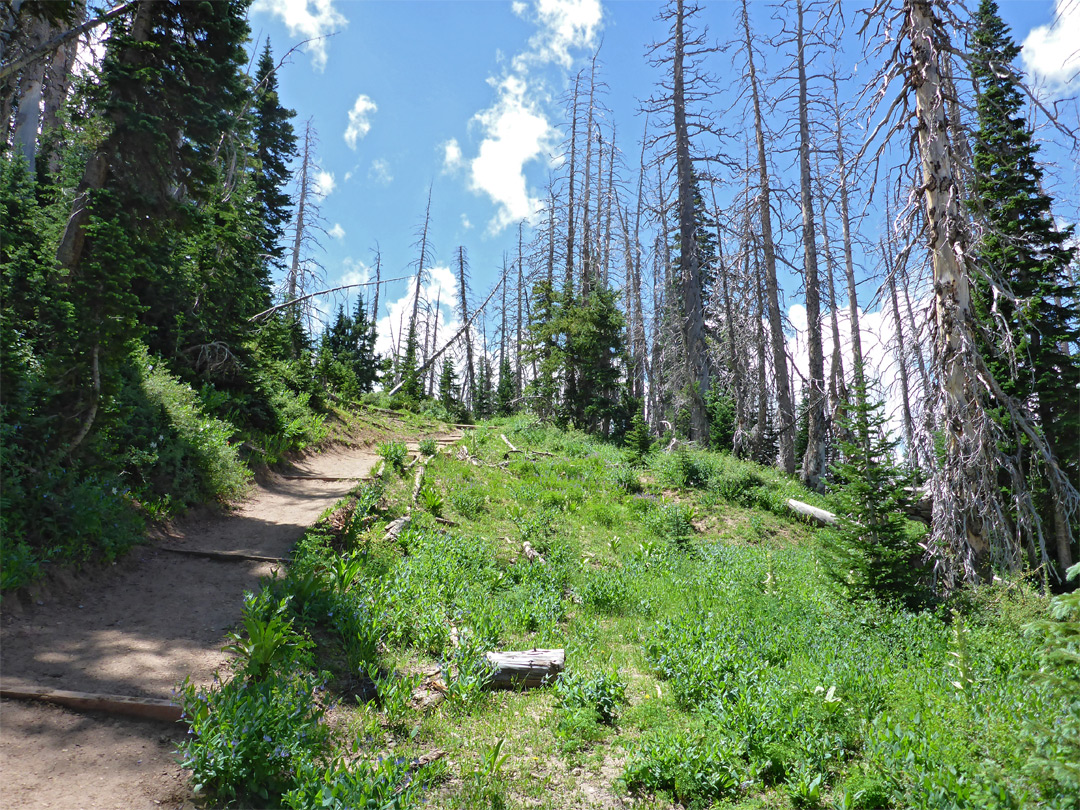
[{"xmin": 185, "ymin": 415, "xmax": 1073, "ymax": 810}]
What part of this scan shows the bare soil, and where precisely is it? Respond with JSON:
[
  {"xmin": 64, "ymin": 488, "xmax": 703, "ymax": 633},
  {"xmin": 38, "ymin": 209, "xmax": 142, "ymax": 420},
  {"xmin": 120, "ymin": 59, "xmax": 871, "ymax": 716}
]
[{"xmin": 0, "ymin": 436, "xmax": 438, "ymax": 810}]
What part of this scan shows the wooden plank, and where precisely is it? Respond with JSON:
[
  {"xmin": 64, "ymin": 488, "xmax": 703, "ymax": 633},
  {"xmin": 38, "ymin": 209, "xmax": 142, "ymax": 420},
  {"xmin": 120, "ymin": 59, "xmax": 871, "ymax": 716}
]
[
  {"xmin": 157, "ymin": 547, "xmax": 288, "ymax": 564},
  {"xmin": 485, "ymin": 648, "xmax": 564, "ymax": 690},
  {"xmin": 279, "ymin": 475, "xmax": 364, "ymax": 482},
  {"xmin": 1, "ymin": 684, "xmax": 184, "ymax": 723}
]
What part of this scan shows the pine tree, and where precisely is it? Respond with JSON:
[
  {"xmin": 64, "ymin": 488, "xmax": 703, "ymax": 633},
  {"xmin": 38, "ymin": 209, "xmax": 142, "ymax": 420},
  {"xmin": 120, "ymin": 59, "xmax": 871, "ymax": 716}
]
[
  {"xmin": 970, "ymin": 0, "xmax": 1080, "ymax": 573},
  {"xmin": 474, "ymin": 358, "xmax": 494, "ymax": 420},
  {"xmin": 821, "ymin": 374, "xmax": 927, "ymax": 609}
]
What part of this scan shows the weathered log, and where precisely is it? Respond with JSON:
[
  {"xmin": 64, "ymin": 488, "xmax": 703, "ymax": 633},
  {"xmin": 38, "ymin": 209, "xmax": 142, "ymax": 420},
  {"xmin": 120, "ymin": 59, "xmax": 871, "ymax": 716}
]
[
  {"xmin": 412, "ymin": 464, "xmax": 426, "ymax": 504},
  {"xmin": 0, "ymin": 684, "xmax": 183, "ymax": 723},
  {"xmin": 158, "ymin": 547, "xmax": 288, "ymax": 564},
  {"xmin": 787, "ymin": 498, "xmax": 837, "ymax": 526},
  {"xmin": 485, "ymin": 648, "xmax": 564, "ymax": 690},
  {"xmin": 383, "ymin": 515, "xmax": 411, "ymax": 543},
  {"xmin": 500, "ymin": 434, "xmax": 519, "ymax": 453}
]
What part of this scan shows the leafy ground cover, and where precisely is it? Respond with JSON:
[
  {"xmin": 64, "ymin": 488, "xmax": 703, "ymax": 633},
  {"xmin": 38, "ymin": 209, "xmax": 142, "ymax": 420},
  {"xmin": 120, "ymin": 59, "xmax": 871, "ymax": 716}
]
[{"xmin": 179, "ymin": 416, "xmax": 1078, "ymax": 809}]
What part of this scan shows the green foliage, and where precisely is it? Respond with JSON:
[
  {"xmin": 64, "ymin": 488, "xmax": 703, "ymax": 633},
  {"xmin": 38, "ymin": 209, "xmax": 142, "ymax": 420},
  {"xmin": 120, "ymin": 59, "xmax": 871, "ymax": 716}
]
[
  {"xmin": 623, "ymin": 406, "xmax": 653, "ymax": 465},
  {"xmin": 377, "ymin": 441, "xmax": 409, "ymax": 474},
  {"xmin": 1023, "ymin": 562, "xmax": 1080, "ymax": 802},
  {"xmin": 820, "ymin": 379, "xmax": 928, "ymax": 610},
  {"xmin": 554, "ymin": 668, "xmax": 627, "ymax": 725},
  {"xmin": 495, "ymin": 355, "xmax": 517, "ymax": 416},
  {"xmin": 624, "ymin": 730, "xmax": 741, "ymax": 805},
  {"xmin": 222, "ymin": 593, "xmax": 313, "ymax": 680},
  {"xmin": 705, "ymin": 388, "xmax": 737, "ymax": 452},
  {"xmin": 418, "ymin": 437, "xmax": 438, "ymax": 456}
]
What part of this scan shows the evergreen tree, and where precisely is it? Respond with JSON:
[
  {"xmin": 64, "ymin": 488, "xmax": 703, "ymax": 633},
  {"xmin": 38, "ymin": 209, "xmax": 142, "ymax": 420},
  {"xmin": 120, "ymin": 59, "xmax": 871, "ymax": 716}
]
[
  {"xmin": 474, "ymin": 357, "xmax": 494, "ymax": 420},
  {"xmin": 397, "ymin": 327, "xmax": 423, "ymax": 402},
  {"xmin": 970, "ymin": 0, "xmax": 1080, "ymax": 572},
  {"xmin": 252, "ymin": 41, "xmax": 298, "ymax": 275},
  {"xmin": 496, "ymin": 355, "xmax": 516, "ymax": 416},
  {"xmin": 438, "ymin": 359, "xmax": 458, "ymax": 414},
  {"xmin": 821, "ymin": 375, "xmax": 927, "ymax": 609}
]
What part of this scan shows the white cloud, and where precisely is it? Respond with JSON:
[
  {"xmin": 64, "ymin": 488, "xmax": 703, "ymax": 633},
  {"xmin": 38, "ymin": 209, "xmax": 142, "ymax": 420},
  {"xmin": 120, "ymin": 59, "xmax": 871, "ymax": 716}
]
[
  {"xmin": 442, "ymin": 138, "xmax": 464, "ymax": 172},
  {"xmin": 373, "ymin": 266, "xmax": 462, "ymax": 360},
  {"xmin": 328, "ymin": 223, "xmax": 345, "ymax": 240},
  {"xmin": 314, "ymin": 170, "xmax": 336, "ymax": 198},
  {"xmin": 369, "ymin": 158, "xmax": 393, "ymax": 185},
  {"xmin": 470, "ymin": 74, "xmax": 556, "ymax": 232},
  {"xmin": 345, "ymin": 94, "xmax": 377, "ymax": 148},
  {"xmin": 513, "ymin": 0, "xmax": 603, "ymax": 71},
  {"xmin": 1022, "ymin": 0, "xmax": 1080, "ymax": 96},
  {"xmin": 340, "ymin": 257, "xmax": 370, "ymax": 288},
  {"xmin": 461, "ymin": 213, "xmax": 473, "ymax": 230},
  {"xmin": 250, "ymin": 0, "xmax": 347, "ymax": 71}
]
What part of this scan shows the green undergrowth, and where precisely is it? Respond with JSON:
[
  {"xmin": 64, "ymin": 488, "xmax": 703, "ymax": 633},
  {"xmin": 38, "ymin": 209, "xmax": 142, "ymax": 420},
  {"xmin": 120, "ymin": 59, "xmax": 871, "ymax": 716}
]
[
  {"xmin": 0, "ymin": 343, "xmax": 443, "ymax": 592},
  {"xmin": 177, "ymin": 415, "xmax": 1077, "ymax": 809}
]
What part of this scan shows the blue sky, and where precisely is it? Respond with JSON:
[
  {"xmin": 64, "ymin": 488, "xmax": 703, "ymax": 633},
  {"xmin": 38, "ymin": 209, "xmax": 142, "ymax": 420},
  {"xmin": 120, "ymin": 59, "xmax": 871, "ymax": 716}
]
[{"xmin": 246, "ymin": 0, "xmax": 1078, "ymax": 368}]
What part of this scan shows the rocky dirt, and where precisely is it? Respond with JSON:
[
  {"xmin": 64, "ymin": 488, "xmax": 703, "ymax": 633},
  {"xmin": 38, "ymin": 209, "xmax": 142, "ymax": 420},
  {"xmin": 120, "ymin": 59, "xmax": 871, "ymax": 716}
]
[{"xmin": 0, "ymin": 437, "xmax": 430, "ymax": 810}]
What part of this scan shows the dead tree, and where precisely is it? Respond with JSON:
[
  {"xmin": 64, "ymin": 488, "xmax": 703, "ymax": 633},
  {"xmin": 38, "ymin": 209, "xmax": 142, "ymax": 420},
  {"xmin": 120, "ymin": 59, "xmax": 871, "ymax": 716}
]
[{"xmin": 740, "ymin": 0, "xmax": 795, "ymax": 472}]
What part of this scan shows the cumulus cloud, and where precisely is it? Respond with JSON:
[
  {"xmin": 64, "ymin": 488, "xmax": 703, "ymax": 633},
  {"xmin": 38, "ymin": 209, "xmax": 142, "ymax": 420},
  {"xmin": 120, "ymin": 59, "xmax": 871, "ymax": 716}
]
[
  {"xmin": 328, "ymin": 223, "xmax": 345, "ymax": 240},
  {"xmin": 512, "ymin": 0, "xmax": 603, "ymax": 70},
  {"xmin": 461, "ymin": 213, "xmax": 473, "ymax": 230},
  {"xmin": 469, "ymin": 74, "xmax": 557, "ymax": 232},
  {"xmin": 250, "ymin": 0, "xmax": 347, "ymax": 71},
  {"xmin": 373, "ymin": 266, "xmax": 462, "ymax": 359},
  {"xmin": 369, "ymin": 158, "xmax": 393, "ymax": 185},
  {"xmin": 340, "ymin": 256, "xmax": 370, "ymax": 288},
  {"xmin": 314, "ymin": 170, "xmax": 336, "ymax": 198},
  {"xmin": 345, "ymin": 94, "xmax": 377, "ymax": 148},
  {"xmin": 1022, "ymin": 0, "xmax": 1080, "ymax": 96},
  {"xmin": 785, "ymin": 292, "xmax": 933, "ymax": 457},
  {"xmin": 442, "ymin": 138, "xmax": 464, "ymax": 172}
]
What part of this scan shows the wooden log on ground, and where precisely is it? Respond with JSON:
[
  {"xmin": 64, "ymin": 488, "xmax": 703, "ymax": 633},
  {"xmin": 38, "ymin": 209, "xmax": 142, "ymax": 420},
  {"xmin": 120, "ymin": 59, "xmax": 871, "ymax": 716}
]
[
  {"xmin": 412, "ymin": 464, "xmax": 426, "ymax": 504},
  {"xmin": 0, "ymin": 684, "xmax": 183, "ymax": 723},
  {"xmin": 500, "ymin": 434, "xmax": 519, "ymax": 453},
  {"xmin": 383, "ymin": 515, "xmax": 411, "ymax": 543},
  {"xmin": 158, "ymin": 547, "xmax": 288, "ymax": 564},
  {"xmin": 485, "ymin": 648, "xmax": 564, "ymax": 689},
  {"xmin": 787, "ymin": 499, "xmax": 837, "ymax": 526}
]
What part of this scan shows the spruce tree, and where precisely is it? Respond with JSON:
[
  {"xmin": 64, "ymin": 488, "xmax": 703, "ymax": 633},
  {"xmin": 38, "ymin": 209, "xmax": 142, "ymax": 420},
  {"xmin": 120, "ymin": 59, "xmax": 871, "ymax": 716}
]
[
  {"xmin": 821, "ymin": 374, "xmax": 927, "ymax": 609},
  {"xmin": 495, "ymin": 355, "xmax": 516, "ymax": 416},
  {"xmin": 970, "ymin": 0, "xmax": 1080, "ymax": 572},
  {"xmin": 439, "ymin": 360, "xmax": 458, "ymax": 414},
  {"xmin": 252, "ymin": 42, "xmax": 298, "ymax": 275}
]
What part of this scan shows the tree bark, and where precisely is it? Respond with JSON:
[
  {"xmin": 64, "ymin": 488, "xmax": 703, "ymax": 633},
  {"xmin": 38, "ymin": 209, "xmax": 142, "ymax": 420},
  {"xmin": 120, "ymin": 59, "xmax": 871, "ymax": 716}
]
[{"xmin": 742, "ymin": 0, "xmax": 794, "ymax": 472}]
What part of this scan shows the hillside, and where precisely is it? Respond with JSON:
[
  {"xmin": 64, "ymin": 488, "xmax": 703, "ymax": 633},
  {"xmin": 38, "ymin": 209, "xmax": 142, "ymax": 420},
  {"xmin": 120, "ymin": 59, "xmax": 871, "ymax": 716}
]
[{"xmin": 165, "ymin": 417, "xmax": 1077, "ymax": 809}]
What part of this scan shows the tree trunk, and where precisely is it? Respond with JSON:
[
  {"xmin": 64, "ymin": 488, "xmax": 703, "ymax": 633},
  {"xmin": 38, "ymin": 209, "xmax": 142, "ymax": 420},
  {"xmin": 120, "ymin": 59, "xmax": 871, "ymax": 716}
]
[
  {"xmin": 796, "ymin": 0, "xmax": 827, "ymax": 490},
  {"xmin": 673, "ymin": 0, "xmax": 709, "ymax": 442},
  {"xmin": 742, "ymin": 0, "xmax": 794, "ymax": 472}
]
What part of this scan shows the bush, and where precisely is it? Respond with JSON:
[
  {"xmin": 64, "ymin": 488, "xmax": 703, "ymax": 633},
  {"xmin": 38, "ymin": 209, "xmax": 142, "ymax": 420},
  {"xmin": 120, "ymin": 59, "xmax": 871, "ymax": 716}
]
[
  {"xmin": 554, "ymin": 668, "xmax": 627, "ymax": 725},
  {"xmin": 377, "ymin": 441, "xmax": 409, "ymax": 474}
]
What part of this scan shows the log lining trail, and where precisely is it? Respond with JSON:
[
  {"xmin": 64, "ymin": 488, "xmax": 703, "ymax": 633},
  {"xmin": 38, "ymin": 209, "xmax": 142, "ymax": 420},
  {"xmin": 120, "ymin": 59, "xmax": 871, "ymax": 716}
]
[{"xmin": 0, "ymin": 434, "xmax": 453, "ymax": 810}]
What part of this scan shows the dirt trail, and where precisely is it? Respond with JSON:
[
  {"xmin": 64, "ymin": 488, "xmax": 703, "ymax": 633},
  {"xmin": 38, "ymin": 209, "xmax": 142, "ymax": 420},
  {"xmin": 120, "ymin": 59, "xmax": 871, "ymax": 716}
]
[{"xmin": 0, "ymin": 439, "xmax": 420, "ymax": 810}]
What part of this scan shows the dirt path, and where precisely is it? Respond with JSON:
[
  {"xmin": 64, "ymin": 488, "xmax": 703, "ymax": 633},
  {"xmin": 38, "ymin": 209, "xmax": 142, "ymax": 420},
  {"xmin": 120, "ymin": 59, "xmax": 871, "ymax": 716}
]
[{"xmin": 0, "ymin": 439, "xmax": 419, "ymax": 810}]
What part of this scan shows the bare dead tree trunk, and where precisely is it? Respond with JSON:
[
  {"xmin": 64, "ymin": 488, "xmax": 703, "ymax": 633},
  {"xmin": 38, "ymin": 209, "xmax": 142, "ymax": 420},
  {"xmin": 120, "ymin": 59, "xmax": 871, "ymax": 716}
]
[
  {"xmin": 516, "ymin": 222, "xmax": 524, "ymax": 398},
  {"xmin": 815, "ymin": 163, "xmax": 846, "ymax": 424},
  {"xmin": 408, "ymin": 183, "xmax": 434, "ymax": 340},
  {"xmin": 884, "ymin": 241, "xmax": 918, "ymax": 469},
  {"xmin": 829, "ymin": 74, "xmax": 865, "ymax": 405},
  {"xmin": 741, "ymin": 0, "xmax": 794, "ymax": 472},
  {"xmin": 564, "ymin": 72, "xmax": 581, "ymax": 294},
  {"xmin": 455, "ymin": 246, "xmax": 475, "ymax": 408},
  {"xmin": 795, "ymin": 0, "xmax": 826, "ymax": 490}
]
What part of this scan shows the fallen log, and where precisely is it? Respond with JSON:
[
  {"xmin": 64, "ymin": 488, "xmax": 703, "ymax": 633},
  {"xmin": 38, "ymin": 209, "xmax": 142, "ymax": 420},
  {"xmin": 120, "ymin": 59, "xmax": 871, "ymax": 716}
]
[
  {"xmin": 412, "ymin": 465, "xmax": 426, "ymax": 504},
  {"xmin": 158, "ymin": 547, "xmax": 288, "ymax": 564},
  {"xmin": 787, "ymin": 499, "xmax": 837, "ymax": 526},
  {"xmin": 500, "ymin": 434, "xmax": 519, "ymax": 453},
  {"xmin": 383, "ymin": 515, "xmax": 411, "ymax": 543},
  {"xmin": 485, "ymin": 648, "xmax": 564, "ymax": 690},
  {"xmin": 0, "ymin": 684, "xmax": 183, "ymax": 723}
]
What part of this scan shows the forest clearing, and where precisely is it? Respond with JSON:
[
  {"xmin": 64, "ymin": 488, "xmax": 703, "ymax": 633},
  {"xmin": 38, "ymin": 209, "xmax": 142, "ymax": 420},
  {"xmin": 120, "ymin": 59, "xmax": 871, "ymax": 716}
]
[{"xmin": 1, "ymin": 0, "xmax": 1078, "ymax": 807}]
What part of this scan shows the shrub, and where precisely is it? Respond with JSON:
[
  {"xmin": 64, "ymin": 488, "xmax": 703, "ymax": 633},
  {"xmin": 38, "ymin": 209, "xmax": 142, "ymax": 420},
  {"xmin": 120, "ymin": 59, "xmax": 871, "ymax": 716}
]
[
  {"xmin": 418, "ymin": 437, "xmax": 438, "ymax": 456},
  {"xmin": 624, "ymin": 731, "xmax": 741, "ymax": 805},
  {"xmin": 377, "ymin": 441, "xmax": 409, "ymax": 474},
  {"xmin": 554, "ymin": 669, "xmax": 627, "ymax": 725}
]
